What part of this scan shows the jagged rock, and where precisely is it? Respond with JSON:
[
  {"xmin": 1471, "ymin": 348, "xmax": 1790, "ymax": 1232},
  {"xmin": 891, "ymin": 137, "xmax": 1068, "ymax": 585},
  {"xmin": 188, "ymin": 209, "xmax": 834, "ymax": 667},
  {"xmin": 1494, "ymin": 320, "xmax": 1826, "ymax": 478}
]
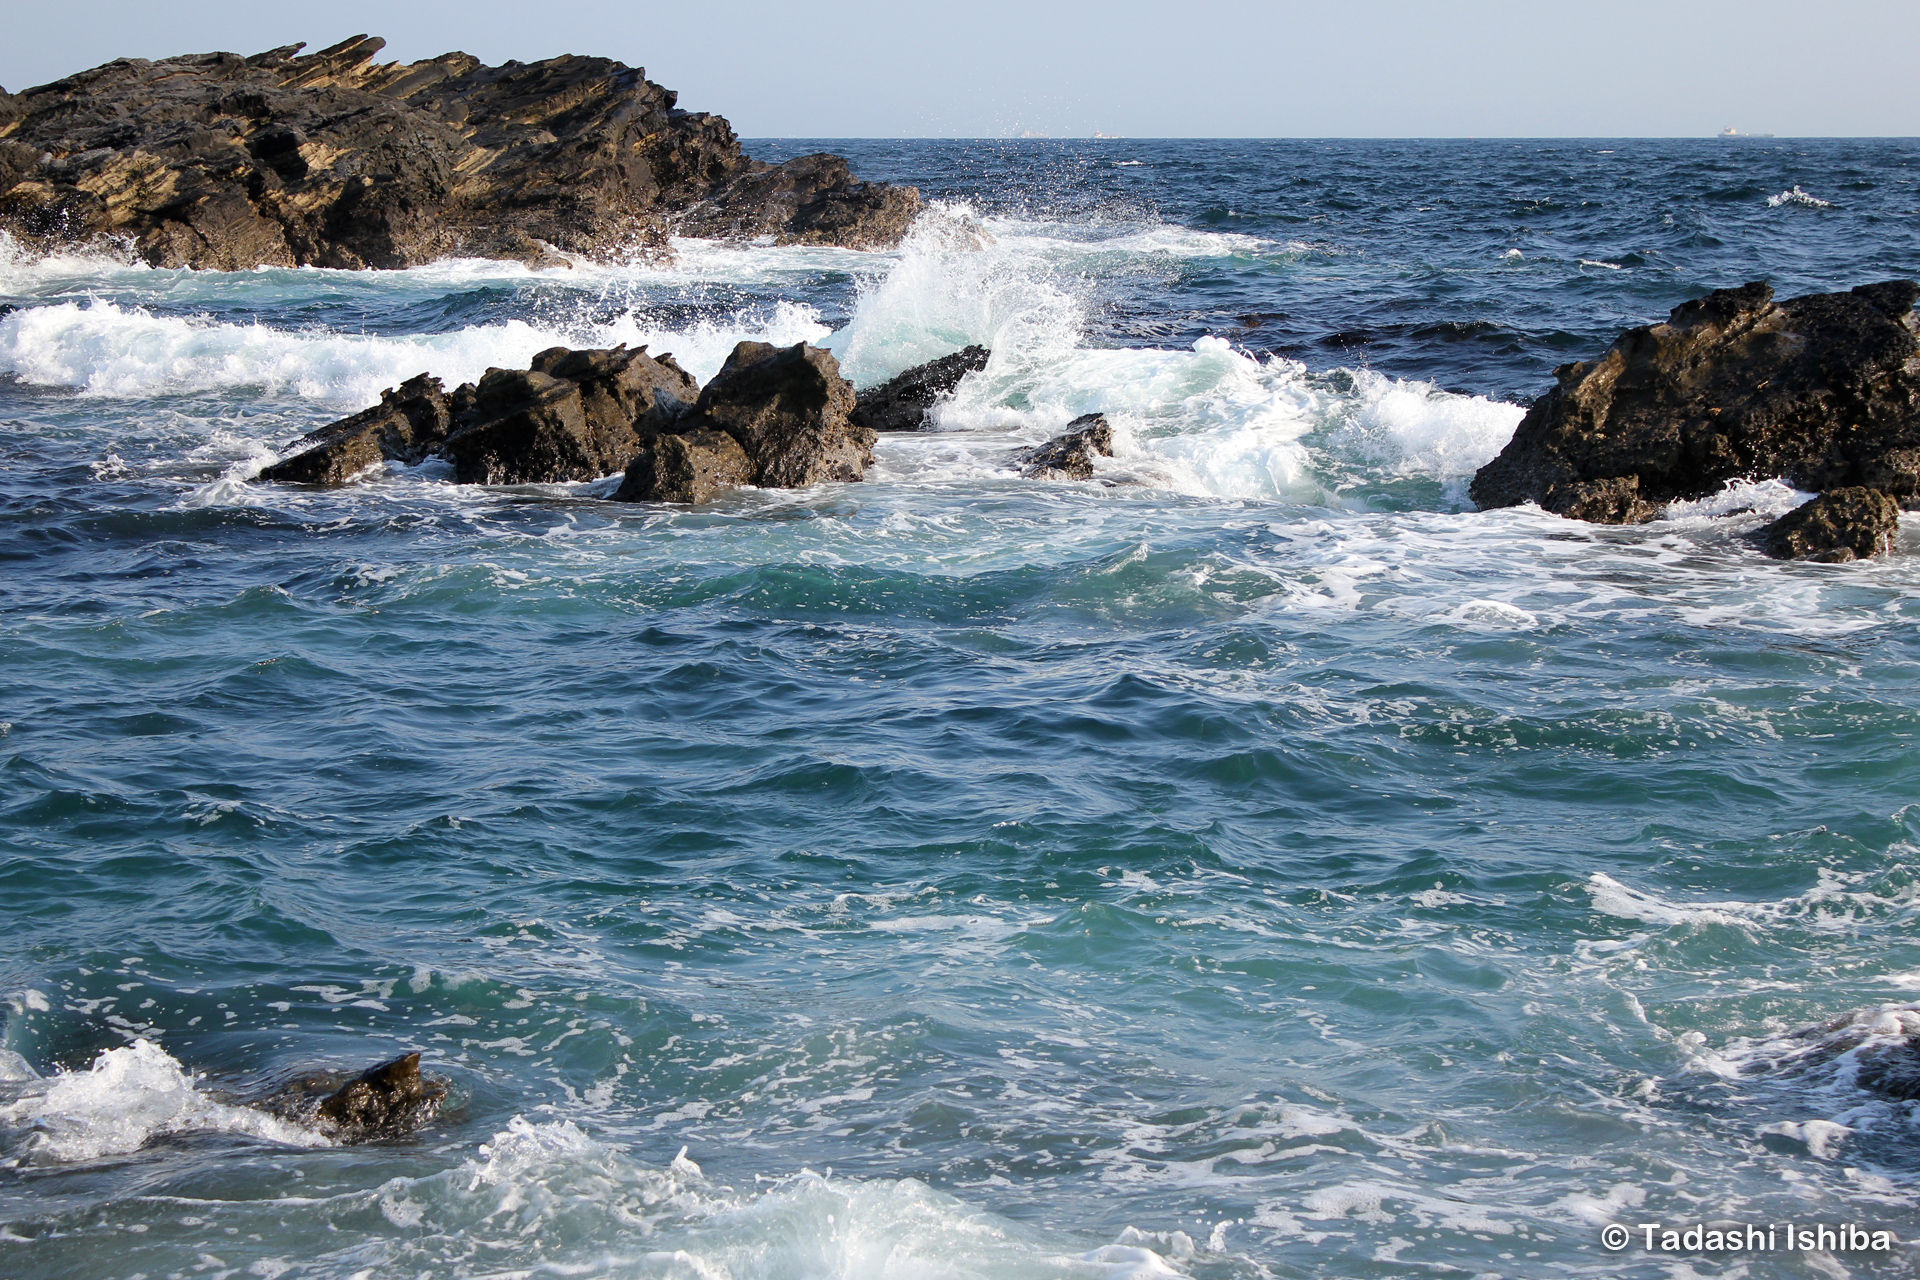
[
  {"xmin": 1758, "ymin": 487, "xmax": 1899, "ymax": 562},
  {"xmin": 258, "ymin": 372, "xmax": 453, "ymax": 484},
  {"xmin": 671, "ymin": 341, "xmax": 874, "ymax": 489},
  {"xmin": 0, "ymin": 36, "xmax": 920, "ymax": 269},
  {"xmin": 850, "ymin": 346, "xmax": 990, "ymax": 433},
  {"xmin": 675, "ymin": 153, "xmax": 922, "ymax": 250},
  {"xmin": 1018, "ymin": 413, "xmax": 1114, "ymax": 480},
  {"xmin": 261, "ymin": 1051, "xmax": 447, "ymax": 1141},
  {"xmin": 1470, "ymin": 280, "xmax": 1920, "ymax": 522},
  {"xmin": 614, "ymin": 428, "xmax": 755, "ymax": 503},
  {"xmin": 264, "ymin": 345, "xmax": 696, "ymax": 486}
]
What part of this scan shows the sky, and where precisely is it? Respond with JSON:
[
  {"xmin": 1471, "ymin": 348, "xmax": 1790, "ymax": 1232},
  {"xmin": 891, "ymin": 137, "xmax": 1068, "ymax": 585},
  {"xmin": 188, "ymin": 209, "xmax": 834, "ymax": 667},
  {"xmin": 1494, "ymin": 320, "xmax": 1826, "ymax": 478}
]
[{"xmin": 2, "ymin": 0, "xmax": 1914, "ymax": 138}]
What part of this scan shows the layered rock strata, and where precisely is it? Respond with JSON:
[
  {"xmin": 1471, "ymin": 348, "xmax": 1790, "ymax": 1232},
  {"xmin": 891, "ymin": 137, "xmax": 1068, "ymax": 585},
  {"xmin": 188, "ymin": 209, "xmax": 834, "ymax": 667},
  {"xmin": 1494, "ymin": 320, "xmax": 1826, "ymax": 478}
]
[{"xmin": 0, "ymin": 36, "xmax": 920, "ymax": 269}]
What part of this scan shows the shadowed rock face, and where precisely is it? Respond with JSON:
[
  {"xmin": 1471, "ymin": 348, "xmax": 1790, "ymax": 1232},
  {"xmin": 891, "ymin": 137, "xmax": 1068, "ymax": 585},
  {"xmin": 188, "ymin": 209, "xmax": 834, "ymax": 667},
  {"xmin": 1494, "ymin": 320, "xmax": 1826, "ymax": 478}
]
[
  {"xmin": 1758, "ymin": 487, "xmax": 1899, "ymax": 562},
  {"xmin": 0, "ymin": 36, "xmax": 920, "ymax": 269},
  {"xmin": 1018, "ymin": 413, "xmax": 1114, "ymax": 481},
  {"xmin": 261, "ymin": 344, "xmax": 697, "ymax": 486},
  {"xmin": 850, "ymin": 346, "xmax": 991, "ymax": 433},
  {"xmin": 1470, "ymin": 280, "xmax": 1920, "ymax": 524},
  {"xmin": 262, "ymin": 1051, "xmax": 448, "ymax": 1141}
]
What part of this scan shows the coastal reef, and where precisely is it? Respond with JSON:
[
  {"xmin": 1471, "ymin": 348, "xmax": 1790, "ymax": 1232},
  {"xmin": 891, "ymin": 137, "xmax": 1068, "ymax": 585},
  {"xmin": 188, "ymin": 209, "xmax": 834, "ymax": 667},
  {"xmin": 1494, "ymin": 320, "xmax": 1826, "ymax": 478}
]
[
  {"xmin": 1471, "ymin": 280, "xmax": 1920, "ymax": 558},
  {"xmin": 0, "ymin": 35, "xmax": 920, "ymax": 269},
  {"xmin": 266, "ymin": 344, "xmax": 995, "ymax": 502}
]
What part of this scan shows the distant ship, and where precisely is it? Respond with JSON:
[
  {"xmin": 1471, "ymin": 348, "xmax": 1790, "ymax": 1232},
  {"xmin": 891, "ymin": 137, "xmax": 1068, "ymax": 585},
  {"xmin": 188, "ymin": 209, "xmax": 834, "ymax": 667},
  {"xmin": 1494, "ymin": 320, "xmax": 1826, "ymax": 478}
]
[{"xmin": 1718, "ymin": 127, "xmax": 1777, "ymax": 138}]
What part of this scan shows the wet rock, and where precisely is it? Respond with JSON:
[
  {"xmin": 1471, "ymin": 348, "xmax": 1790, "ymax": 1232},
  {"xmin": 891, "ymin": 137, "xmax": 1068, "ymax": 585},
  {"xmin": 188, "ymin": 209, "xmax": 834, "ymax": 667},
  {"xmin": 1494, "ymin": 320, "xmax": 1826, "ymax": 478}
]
[
  {"xmin": 0, "ymin": 37, "xmax": 920, "ymax": 270},
  {"xmin": 675, "ymin": 153, "xmax": 922, "ymax": 250},
  {"xmin": 614, "ymin": 428, "xmax": 755, "ymax": 503},
  {"xmin": 265, "ymin": 345, "xmax": 695, "ymax": 487},
  {"xmin": 850, "ymin": 346, "xmax": 990, "ymax": 433},
  {"xmin": 1757, "ymin": 486, "xmax": 1899, "ymax": 562},
  {"xmin": 669, "ymin": 341, "xmax": 874, "ymax": 490},
  {"xmin": 1017, "ymin": 413, "xmax": 1114, "ymax": 481},
  {"xmin": 1470, "ymin": 280, "xmax": 1920, "ymax": 522},
  {"xmin": 263, "ymin": 1051, "xmax": 447, "ymax": 1141},
  {"xmin": 258, "ymin": 373, "xmax": 453, "ymax": 484}
]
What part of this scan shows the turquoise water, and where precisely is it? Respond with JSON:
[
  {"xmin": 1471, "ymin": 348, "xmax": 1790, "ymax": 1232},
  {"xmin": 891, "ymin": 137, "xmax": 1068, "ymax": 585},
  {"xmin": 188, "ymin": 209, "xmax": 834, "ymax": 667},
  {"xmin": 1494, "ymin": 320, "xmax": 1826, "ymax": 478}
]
[{"xmin": 3, "ymin": 140, "xmax": 1920, "ymax": 1280}]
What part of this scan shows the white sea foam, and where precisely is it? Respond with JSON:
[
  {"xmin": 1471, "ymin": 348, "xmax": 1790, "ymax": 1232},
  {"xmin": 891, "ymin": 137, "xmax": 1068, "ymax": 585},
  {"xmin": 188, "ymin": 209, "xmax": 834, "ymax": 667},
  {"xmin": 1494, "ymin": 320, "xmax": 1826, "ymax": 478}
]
[
  {"xmin": 362, "ymin": 1115, "xmax": 1187, "ymax": 1280},
  {"xmin": 0, "ymin": 297, "xmax": 828, "ymax": 406},
  {"xmin": 0, "ymin": 1039, "xmax": 327, "ymax": 1163},
  {"xmin": 1768, "ymin": 186, "xmax": 1833, "ymax": 209}
]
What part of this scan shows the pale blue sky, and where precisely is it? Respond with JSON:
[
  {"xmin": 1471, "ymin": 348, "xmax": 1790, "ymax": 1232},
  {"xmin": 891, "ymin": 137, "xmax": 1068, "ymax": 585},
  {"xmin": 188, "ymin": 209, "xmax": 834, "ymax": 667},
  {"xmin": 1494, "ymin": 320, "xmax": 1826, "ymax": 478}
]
[{"xmin": 4, "ymin": 0, "xmax": 1914, "ymax": 138}]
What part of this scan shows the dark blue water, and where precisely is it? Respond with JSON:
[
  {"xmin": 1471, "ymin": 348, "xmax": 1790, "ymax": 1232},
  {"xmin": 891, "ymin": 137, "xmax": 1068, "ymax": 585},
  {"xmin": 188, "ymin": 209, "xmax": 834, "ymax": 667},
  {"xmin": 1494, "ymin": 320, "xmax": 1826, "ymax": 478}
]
[{"xmin": 2, "ymin": 139, "xmax": 1919, "ymax": 1280}]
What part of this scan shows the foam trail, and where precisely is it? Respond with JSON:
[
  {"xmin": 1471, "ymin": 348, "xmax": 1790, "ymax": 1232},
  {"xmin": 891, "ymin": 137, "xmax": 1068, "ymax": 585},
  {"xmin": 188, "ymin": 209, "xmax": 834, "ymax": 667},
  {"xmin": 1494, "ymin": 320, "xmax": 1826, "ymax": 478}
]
[
  {"xmin": 0, "ymin": 1039, "xmax": 328, "ymax": 1163},
  {"xmin": 0, "ymin": 298, "xmax": 828, "ymax": 405}
]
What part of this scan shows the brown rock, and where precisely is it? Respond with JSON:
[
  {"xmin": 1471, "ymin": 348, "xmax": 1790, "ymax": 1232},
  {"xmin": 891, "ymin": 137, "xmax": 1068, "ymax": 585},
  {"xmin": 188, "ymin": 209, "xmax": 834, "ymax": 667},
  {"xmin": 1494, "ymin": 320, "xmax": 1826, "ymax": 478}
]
[
  {"xmin": 1758, "ymin": 487, "xmax": 1899, "ymax": 562},
  {"xmin": 1018, "ymin": 413, "xmax": 1114, "ymax": 481},
  {"xmin": 850, "ymin": 345, "xmax": 991, "ymax": 433},
  {"xmin": 614, "ymin": 428, "xmax": 755, "ymax": 503},
  {"xmin": 259, "ymin": 373, "xmax": 453, "ymax": 484},
  {"xmin": 1470, "ymin": 280, "xmax": 1920, "ymax": 521},
  {"xmin": 0, "ymin": 37, "xmax": 920, "ymax": 270},
  {"xmin": 677, "ymin": 341, "xmax": 874, "ymax": 489}
]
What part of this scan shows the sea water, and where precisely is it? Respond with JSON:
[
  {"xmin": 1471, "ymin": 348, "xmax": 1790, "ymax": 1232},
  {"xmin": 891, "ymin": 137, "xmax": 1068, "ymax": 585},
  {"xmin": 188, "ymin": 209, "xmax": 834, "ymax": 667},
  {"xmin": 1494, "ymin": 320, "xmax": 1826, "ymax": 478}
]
[{"xmin": 2, "ymin": 138, "xmax": 1919, "ymax": 1280}]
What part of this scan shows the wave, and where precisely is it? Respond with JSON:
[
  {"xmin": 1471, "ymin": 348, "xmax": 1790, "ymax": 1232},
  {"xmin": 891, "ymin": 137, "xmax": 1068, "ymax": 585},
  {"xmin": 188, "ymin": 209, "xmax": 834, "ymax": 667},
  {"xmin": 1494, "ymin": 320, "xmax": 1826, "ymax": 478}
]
[
  {"xmin": 1, "ymin": 205, "xmax": 1523, "ymax": 504},
  {"xmin": 1767, "ymin": 186, "xmax": 1833, "ymax": 209},
  {"xmin": 0, "ymin": 1039, "xmax": 328, "ymax": 1164},
  {"xmin": 0, "ymin": 297, "xmax": 830, "ymax": 405}
]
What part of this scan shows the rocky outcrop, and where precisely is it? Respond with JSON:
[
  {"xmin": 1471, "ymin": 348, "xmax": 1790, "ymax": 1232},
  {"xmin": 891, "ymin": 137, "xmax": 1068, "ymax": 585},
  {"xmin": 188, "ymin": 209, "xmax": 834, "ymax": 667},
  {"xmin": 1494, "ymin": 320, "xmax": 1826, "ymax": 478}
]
[
  {"xmin": 675, "ymin": 153, "xmax": 922, "ymax": 251},
  {"xmin": 615, "ymin": 341, "xmax": 873, "ymax": 501},
  {"xmin": 0, "ymin": 36, "xmax": 920, "ymax": 269},
  {"xmin": 1470, "ymin": 281, "xmax": 1920, "ymax": 523},
  {"xmin": 261, "ymin": 1051, "xmax": 446, "ymax": 1142},
  {"xmin": 1018, "ymin": 413, "xmax": 1114, "ymax": 480},
  {"xmin": 257, "ymin": 372, "xmax": 454, "ymax": 484},
  {"xmin": 1758, "ymin": 487, "xmax": 1899, "ymax": 562},
  {"xmin": 613, "ymin": 428, "xmax": 754, "ymax": 504},
  {"xmin": 266, "ymin": 339, "xmax": 873, "ymax": 501},
  {"xmin": 262, "ymin": 344, "xmax": 697, "ymax": 486},
  {"xmin": 850, "ymin": 346, "xmax": 990, "ymax": 433}
]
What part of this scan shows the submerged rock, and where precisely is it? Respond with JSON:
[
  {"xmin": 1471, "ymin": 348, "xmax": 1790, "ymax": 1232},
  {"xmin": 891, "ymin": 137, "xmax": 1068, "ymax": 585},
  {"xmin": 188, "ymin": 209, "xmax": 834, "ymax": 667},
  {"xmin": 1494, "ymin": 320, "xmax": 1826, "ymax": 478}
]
[
  {"xmin": 1017, "ymin": 413, "xmax": 1114, "ymax": 481},
  {"xmin": 264, "ymin": 345, "xmax": 696, "ymax": 487},
  {"xmin": 1758, "ymin": 486, "xmax": 1899, "ymax": 562},
  {"xmin": 1470, "ymin": 280, "xmax": 1920, "ymax": 529},
  {"xmin": 262, "ymin": 1051, "xmax": 447, "ymax": 1141},
  {"xmin": 0, "ymin": 36, "xmax": 920, "ymax": 269},
  {"xmin": 849, "ymin": 346, "xmax": 991, "ymax": 433}
]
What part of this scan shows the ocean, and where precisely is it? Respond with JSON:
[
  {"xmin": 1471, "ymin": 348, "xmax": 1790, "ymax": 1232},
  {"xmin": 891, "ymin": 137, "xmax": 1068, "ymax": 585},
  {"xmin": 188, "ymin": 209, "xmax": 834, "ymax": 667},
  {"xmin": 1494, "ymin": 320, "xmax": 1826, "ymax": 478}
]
[{"xmin": 2, "ymin": 137, "xmax": 1919, "ymax": 1280}]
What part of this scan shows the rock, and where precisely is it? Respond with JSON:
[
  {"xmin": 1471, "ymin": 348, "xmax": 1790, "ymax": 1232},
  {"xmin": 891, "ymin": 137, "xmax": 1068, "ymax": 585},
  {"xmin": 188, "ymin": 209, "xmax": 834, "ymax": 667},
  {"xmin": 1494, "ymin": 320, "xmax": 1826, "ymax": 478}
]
[
  {"xmin": 1470, "ymin": 280, "xmax": 1920, "ymax": 522},
  {"xmin": 671, "ymin": 341, "xmax": 874, "ymax": 489},
  {"xmin": 0, "ymin": 37, "xmax": 920, "ymax": 269},
  {"xmin": 675, "ymin": 152, "xmax": 922, "ymax": 250},
  {"xmin": 262, "ymin": 1051, "xmax": 447, "ymax": 1142},
  {"xmin": 264, "ymin": 345, "xmax": 696, "ymax": 486},
  {"xmin": 1018, "ymin": 413, "xmax": 1114, "ymax": 480},
  {"xmin": 258, "ymin": 372, "xmax": 453, "ymax": 484},
  {"xmin": 850, "ymin": 346, "xmax": 990, "ymax": 433},
  {"xmin": 1758, "ymin": 486, "xmax": 1899, "ymax": 561},
  {"xmin": 614, "ymin": 428, "xmax": 755, "ymax": 503}
]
